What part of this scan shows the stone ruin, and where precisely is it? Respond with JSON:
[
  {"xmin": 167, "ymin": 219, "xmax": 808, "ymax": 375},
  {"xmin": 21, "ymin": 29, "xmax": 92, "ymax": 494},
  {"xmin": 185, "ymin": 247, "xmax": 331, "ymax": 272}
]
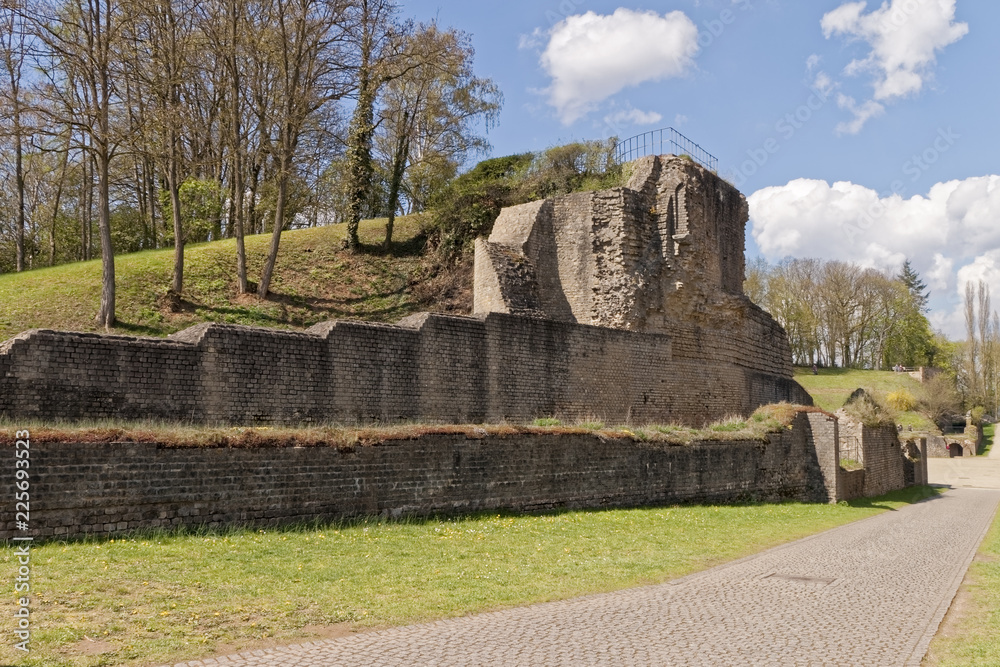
[
  {"xmin": 474, "ymin": 154, "xmax": 747, "ymax": 332},
  {"xmin": 0, "ymin": 155, "xmax": 810, "ymax": 426},
  {"xmin": 474, "ymin": 154, "xmax": 811, "ymax": 417}
]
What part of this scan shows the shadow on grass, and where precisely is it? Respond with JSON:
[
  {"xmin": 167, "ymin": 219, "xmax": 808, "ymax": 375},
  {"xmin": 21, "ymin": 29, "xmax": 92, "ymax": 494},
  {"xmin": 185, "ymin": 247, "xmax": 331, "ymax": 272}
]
[
  {"xmin": 794, "ymin": 366, "xmax": 863, "ymax": 377},
  {"xmin": 980, "ymin": 424, "xmax": 995, "ymax": 456},
  {"xmin": 843, "ymin": 484, "xmax": 945, "ymax": 511},
  {"xmin": 113, "ymin": 320, "xmax": 170, "ymax": 337}
]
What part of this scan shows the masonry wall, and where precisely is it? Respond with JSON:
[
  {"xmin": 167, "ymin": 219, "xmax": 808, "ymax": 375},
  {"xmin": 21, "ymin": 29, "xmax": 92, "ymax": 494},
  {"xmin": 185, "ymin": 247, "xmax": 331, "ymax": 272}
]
[
  {"xmin": 837, "ymin": 418, "xmax": 911, "ymax": 499},
  {"xmin": 805, "ymin": 412, "xmax": 840, "ymax": 504},
  {"xmin": 0, "ymin": 412, "xmax": 839, "ymax": 541},
  {"xmin": 0, "ymin": 310, "xmax": 809, "ymax": 426}
]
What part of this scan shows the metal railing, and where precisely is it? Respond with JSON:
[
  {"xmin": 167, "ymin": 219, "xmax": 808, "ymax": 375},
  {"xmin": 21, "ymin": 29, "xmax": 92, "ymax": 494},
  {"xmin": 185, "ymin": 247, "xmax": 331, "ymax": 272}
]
[
  {"xmin": 839, "ymin": 436, "xmax": 863, "ymax": 469},
  {"xmin": 614, "ymin": 127, "xmax": 718, "ymax": 172}
]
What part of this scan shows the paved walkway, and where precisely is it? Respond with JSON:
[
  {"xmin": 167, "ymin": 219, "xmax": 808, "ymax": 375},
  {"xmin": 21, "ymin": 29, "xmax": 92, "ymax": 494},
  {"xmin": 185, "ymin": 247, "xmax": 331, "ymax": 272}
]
[
  {"xmin": 166, "ymin": 487, "xmax": 1000, "ymax": 667},
  {"xmin": 928, "ymin": 457, "xmax": 1000, "ymax": 489}
]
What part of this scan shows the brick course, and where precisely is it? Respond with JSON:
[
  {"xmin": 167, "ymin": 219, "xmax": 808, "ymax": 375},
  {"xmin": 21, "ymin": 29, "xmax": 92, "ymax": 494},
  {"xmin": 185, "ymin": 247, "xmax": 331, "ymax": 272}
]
[
  {"xmin": 0, "ymin": 311, "xmax": 809, "ymax": 426},
  {"xmin": 0, "ymin": 412, "xmax": 838, "ymax": 540}
]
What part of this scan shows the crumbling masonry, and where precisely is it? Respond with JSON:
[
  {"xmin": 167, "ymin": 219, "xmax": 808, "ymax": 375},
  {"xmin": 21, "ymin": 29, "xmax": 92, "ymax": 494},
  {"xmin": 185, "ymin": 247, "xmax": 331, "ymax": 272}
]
[{"xmin": 0, "ymin": 155, "xmax": 809, "ymax": 426}]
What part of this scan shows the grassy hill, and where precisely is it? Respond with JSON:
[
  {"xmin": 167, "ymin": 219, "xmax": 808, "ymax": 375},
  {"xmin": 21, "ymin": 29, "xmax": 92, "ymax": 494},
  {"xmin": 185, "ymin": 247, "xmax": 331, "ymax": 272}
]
[
  {"xmin": 0, "ymin": 229, "xmax": 951, "ymax": 438},
  {"xmin": 794, "ymin": 366, "xmax": 939, "ymax": 433},
  {"xmin": 0, "ymin": 215, "xmax": 472, "ymax": 341}
]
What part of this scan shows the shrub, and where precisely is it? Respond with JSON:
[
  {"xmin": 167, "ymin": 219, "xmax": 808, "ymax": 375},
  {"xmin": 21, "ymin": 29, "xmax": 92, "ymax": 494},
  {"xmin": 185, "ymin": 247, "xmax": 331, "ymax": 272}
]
[
  {"xmin": 843, "ymin": 389, "xmax": 898, "ymax": 428},
  {"xmin": 425, "ymin": 140, "xmax": 630, "ymax": 257},
  {"xmin": 710, "ymin": 417, "xmax": 747, "ymax": 432},
  {"xmin": 918, "ymin": 373, "xmax": 961, "ymax": 430},
  {"xmin": 886, "ymin": 389, "xmax": 918, "ymax": 412},
  {"xmin": 578, "ymin": 421, "xmax": 604, "ymax": 431}
]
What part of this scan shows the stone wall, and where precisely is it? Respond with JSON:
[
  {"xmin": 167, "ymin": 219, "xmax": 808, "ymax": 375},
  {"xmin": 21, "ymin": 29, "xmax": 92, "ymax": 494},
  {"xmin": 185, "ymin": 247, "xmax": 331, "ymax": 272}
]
[
  {"xmin": 839, "ymin": 469, "xmax": 866, "ymax": 500},
  {"xmin": 837, "ymin": 416, "xmax": 920, "ymax": 499},
  {"xmin": 473, "ymin": 154, "xmax": 810, "ymax": 421},
  {"xmin": 858, "ymin": 426, "xmax": 908, "ymax": 497},
  {"xmin": 0, "ymin": 309, "xmax": 809, "ymax": 427},
  {"xmin": 926, "ymin": 434, "xmax": 975, "ymax": 458},
  {"xmin": 0, "ymin": 153, "xmax": 811, "ymax": 427},
  {"xmin": 0, "ymin": 411, "xmax": 840, "ymax": 541}
]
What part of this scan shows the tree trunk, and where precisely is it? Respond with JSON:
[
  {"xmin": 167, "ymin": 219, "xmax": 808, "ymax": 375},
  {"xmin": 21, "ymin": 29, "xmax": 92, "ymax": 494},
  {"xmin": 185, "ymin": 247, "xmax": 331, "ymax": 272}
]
[
  {"xmin": 345, "ymin": 63, "xmax": 375, "ymax": 251},
  {"xmin": 95, "ymin": 147, "xmax": 116, "ymax": 329},
  {"xmin": 81, "ymin": 153, "xmax": 91, "ymax": 261},
  {"xmin": 383, "ymin": 124, "xmax": 409, "ymax": 250},
  {"xmin": 14, "ymin": 121, "xmax": 25, "ymax": 272},
  {"xmin": 257, "ymin": 151, "xmax": 289, "ymax": 299},
  {"xmin": 49, "ymin": 137, "xmax": 70, "ymax": 266},
  {"xmin": 168, "ymin": 166, "xmax": 184, "ymax": 295},
  {"xmin": 233, "ymin": 152, "xmax": 248, "ymax": 293}
]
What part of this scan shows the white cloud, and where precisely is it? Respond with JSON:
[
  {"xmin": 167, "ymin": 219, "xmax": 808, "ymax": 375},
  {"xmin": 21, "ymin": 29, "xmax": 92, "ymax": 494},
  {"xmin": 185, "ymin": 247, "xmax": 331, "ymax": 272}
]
[
  {"xmin": 748, "ymin": 175, "xmax": 1000, "ymax": 337},
  {"xmin": 540, "ymin": 9, "xmax": 699, "ymax": 124},
  {"xmin": 603, "ymin": 108, "xmax": 663, "ymax": 129},
  {"xmin": 813, "ymin": 71, "xmax": 835, "ymax": 97},
  {"xmin": 518, "ymin": 29, "xmax": 543, "ymax": 51},
  {"xmin": 674, "ymin": 113, "xmax": 689, "ymax": 126},
  {"xmin": 927, "ymin": 252, "xmax": 953, "ymax": 291},
  {"xmin": 820, "ymin": 0, "xmax": 967, "ymax": 133},
  {"xmin": 956, "ymin": 252, "xmax": 1000, "ymax": 299},
  {"xmin": 822, "ymin": 0, "xmax": 967, "ymax": 100},
  {"xmin": 835, "ymin": 93, "xmax": 885, "ymax": 135}
]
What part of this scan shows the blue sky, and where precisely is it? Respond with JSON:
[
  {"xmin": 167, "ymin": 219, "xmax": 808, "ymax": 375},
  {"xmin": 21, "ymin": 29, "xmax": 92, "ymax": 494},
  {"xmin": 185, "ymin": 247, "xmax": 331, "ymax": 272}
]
[{"xmin": 402, "ymin": 0, "xmax": 1000, "ymax": 337}]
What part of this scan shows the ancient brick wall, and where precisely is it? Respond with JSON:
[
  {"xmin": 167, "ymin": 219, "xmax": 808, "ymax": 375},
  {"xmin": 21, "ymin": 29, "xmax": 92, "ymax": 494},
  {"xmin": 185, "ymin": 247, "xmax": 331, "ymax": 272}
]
[
  {"xmin": 860, "ymin": 426, "xmax": 908, "ymax": 497},
  {"xmin": 838, "ymin": 418, "xmax": 909, "ymax": 498},
  {"xmin": 473, "ymin": 154, "xmax": 810, "ymax": 420},
  {"xmin": 0, "ymin": 309, "xmax": 810, "ymax": 426},
  {"xmin": 0, "ymin": 412, "xmax": 839, "ymax": 541},
  {"xmin": 839, "ymin": 469, "xmax": 866, "ymax": 500},
  {"xmin": 805, "ymin": 412, "xmax": 840, "ymax": 504}
]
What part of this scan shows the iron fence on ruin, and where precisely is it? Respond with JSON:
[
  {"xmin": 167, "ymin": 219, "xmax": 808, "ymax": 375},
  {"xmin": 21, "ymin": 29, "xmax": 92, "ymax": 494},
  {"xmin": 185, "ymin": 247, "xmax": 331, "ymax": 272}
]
[
  {"xmin": 614, "ymin": 127, "xmax": 718, "ymax": 172},
  {"xmin": 840, "ymin": 435, "xmax": 863, "ymax": 469}
]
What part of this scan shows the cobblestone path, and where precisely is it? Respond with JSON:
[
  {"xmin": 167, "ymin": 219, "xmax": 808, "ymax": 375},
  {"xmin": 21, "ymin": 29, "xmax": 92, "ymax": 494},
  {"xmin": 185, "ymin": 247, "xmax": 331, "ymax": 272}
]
[{"xmin": 167, "ymin": 488, "xmax": 1000, "ymax": 666}]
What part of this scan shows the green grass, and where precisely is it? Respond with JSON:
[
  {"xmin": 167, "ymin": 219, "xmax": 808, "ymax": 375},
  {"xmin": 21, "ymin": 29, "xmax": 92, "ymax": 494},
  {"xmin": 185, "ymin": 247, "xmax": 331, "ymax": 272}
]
[
  {"xmin": 925, "ymin": 503, "xmax": 1000, "ymax": 665},
  {"xmin": 0, "ymin": 216, "xmax": 464, "ymax": 342},
  {"xmin": 794, "ymin": 366, "xmax": 939, "ymax": 433},
  {"xmin": 982, "ymin": 424, "xmax": 995, "ymax": 457},
  {"xmin": 0, "ymin": 486, "xmax": 939, "ymax": 667},
  {"xmin": 0, "ymin": 403, "xmax": 813, "ymax": 449}
]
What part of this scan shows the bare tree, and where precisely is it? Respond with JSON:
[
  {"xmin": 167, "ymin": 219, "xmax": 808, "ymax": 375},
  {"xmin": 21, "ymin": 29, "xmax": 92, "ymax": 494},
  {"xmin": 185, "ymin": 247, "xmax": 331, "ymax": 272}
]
[
  {"xmin": 31, "ymin": 0, "xmax": 127, "ymax": 328},
  {"xmin": 965, "ymin": 281, "xmax": 979, "ymax": 400},
  {"xmin": 0, "ymin": 4, "xmax": 30, "ymax": 271},
  {"xmin": 343, "ymin": 0, "xmax": 402, "ymax": 251},
  {"xmin": 375, "ymin": 24, "xmax": 501, "ymax": 248},
  {"xmin": 256, "ymin": 0, "xmax": 351, "ymax": 298},
  {"xmin": 121, "ymin": 0, "xmax": 197, "ymax": 298},
  {"xmin": 200, "ymin": 0, "xmax": 253, "ymax": 292}
]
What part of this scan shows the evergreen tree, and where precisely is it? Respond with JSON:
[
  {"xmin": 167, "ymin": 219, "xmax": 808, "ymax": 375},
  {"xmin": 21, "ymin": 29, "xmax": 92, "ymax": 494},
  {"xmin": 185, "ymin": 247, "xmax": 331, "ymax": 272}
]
[{"xmin": 898, "ymin": 259, "xmax": 929, "ymax": 312}]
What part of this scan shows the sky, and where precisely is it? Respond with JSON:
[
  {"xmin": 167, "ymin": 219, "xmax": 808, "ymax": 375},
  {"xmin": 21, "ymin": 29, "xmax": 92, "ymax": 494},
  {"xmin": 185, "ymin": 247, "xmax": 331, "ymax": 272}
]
[{"xmin": 400, "ymin": 0, "xmax": 1000, "ymax": 339}]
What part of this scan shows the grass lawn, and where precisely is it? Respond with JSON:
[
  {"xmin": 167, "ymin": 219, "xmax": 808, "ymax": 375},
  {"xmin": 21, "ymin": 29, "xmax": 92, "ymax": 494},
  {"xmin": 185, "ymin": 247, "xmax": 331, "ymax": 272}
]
[
  {"xmin": 982, "ymin": 424, "xmax": 995, "ymax": 457},
  {"xmin": 794, "ymin": 366, "xmax": 939, "ymax": 433},
  {"xmin": 925, "ymin": 500, "xmax": 1000, "ymax": 665},
  {"xmin": 0, "ymin": 486, "xmax": 938, "ymax": 667},
  {"xmin": 0, "ymin": 216, "xmax": 466, "ymax": 342}
]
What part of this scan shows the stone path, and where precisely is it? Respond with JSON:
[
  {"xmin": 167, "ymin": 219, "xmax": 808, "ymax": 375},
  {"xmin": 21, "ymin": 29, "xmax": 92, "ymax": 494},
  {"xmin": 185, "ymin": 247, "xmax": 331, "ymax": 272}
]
[
  {"xmin": 165, "ymin": 487, "xmax": 1000, "ymax": 667},
  {"xmin": 928, "ymin": 457, "xmax": 1000, "ymax": 489}
]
